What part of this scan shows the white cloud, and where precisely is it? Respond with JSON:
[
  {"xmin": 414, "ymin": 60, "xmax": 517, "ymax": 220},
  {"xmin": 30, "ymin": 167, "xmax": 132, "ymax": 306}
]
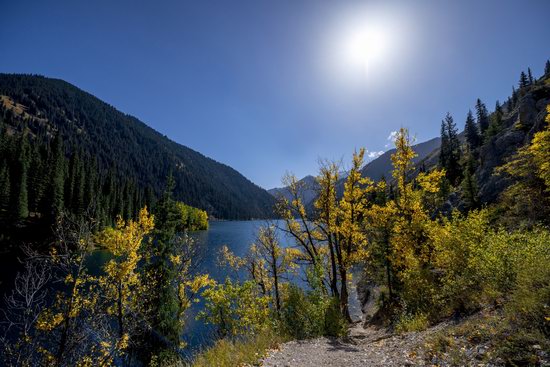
[
  {"xmin": 385, "ymin": 130, "xmax": 398, "ymax": 148},
  {"xmin": 387, "ymin": 130, "xmax": 398, "ymax": 142},
  {"xmin": 367, "ymin": 150, "xmax": 384, "ymax": 159}
]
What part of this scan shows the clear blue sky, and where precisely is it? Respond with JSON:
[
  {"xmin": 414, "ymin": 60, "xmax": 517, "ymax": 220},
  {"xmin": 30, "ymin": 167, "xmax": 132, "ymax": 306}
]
[{"xmin": 1, "ymin": 0, "xmax": 548, "ymax": 189}]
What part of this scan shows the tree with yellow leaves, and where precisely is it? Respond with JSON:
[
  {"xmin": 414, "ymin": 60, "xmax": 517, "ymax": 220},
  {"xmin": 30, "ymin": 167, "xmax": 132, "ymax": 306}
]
[
  {"xmin": 364, "ymin": 128, "xmax": 446, "ymax": 317},
  {"xmin": 95, "ymin": 207, "xmax": 154, "ymax": 342},
  {"xmin": 221, "ymin": 225, "xmax": 294, "ymax": 314},
  {"xmin": 334, "ymin": 149, "xmax": 372, "ymax": 321},
  {"xmin": 27, "ymin": 212, "xmax": 124, "ymax": 367}
]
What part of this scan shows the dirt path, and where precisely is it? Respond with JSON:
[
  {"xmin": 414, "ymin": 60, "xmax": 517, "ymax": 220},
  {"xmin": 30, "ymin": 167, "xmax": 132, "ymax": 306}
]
[{"xmin": 261, "ymin": 323, "xmax": 443, "ymax": 367}]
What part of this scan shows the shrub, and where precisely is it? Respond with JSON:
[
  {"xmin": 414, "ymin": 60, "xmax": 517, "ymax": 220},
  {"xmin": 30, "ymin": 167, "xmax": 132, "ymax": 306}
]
[
  {"xmin": 280, "ymin": 285, "xmax": 347, "ymax": 339},
  {"xmin": 505, "ymin": 228, "xmax": 550, "ymax": 337},
  {"xmin": 198, "ymin": 279, "xmax": 271, "ymax": 337},
  {"xmin": 191, "ymin": 329, "xmax": 287, "ymax": 367},
  {"xmin": 395, "ymin": 312, "xmax": 429, "ymax": 333}
]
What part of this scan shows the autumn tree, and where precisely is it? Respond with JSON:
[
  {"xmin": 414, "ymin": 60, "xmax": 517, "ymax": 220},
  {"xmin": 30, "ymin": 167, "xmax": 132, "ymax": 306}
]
[
  {"xmin": 366, "ymin": 128, "xmax": 446, "ymax": 317},
  {"xmin": 334, "ymin": 149, "xmax": 372, "ymax": 321},
  {"xmin": 221, "ymin": 224, "xmax": 295, "ymax": 315},
  {"xmin": 95, "ymin": 207, "xmax": 155, "ymax": 342},
  {"xmin": 315, "ymin": 161, "xmax": 340, "ymax": 299}
]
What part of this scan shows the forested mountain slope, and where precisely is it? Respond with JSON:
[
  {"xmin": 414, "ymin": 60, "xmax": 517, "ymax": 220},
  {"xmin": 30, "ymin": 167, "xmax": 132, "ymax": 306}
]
[
  {"xmin": 0, "ymin": 74, "xmax": 275, "ymax": 219},
  {"xmin": 417, "ymin": 69, "xmax": 550, "ymax": 208}
]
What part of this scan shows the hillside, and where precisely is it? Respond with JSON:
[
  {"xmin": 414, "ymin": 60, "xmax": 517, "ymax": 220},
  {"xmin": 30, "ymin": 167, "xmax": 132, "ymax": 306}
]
[
  {"xmin": 360, "ymin": 137, "xmax": 441, "ymax": 181},
  {"xmin": 0, "ymin": 74, "xmax": 275, "ymax": 219},
  {"xmin": 268, "ymin": 175, "xmax": 319, "ymax": 207}
]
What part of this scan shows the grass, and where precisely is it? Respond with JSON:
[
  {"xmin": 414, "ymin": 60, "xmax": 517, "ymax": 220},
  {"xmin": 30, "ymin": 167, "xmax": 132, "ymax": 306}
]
[{"xmin": 191, "ymin": 329, "xmax": 289, "ymax": 367}]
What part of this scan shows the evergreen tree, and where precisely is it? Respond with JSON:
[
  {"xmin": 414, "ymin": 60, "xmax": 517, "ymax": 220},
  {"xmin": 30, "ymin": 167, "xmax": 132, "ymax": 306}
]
[
  {"xmin": 486, "ymin": 100, "xmax": 503, "ymax": 140},
  {"xmin": 512, "ymin": 86, "xmax": 518, "ymax": 107},
  {"xmin": 439, "ymin": 113, "xmax": 462, "ymax": 185},
  {"xmin": 27, "ymin": 144, "xmax": 47, "ymax": 213},
  {"xmin": 47, "ymin": 134, "xmax": 65, "ymax": 220},
  {"xmin": 519, "ymin": 71, "xmax": 529, "ymax": 89},
  {"xmin": 0, "ymin": 161, "xmax": 10, "ymax": 214},
  {"xmin": 464, "ymin": 110, "xmax": 481, "ymax": 150},
  {"xmin": 71, "ymin": 153, "xmax": 86, "ymax": 215},
  {"xmin": 11, "ymin": 133, "xmax": 30, "ymax": 220},
  {"xmin": 446, "ymin": 113, "xmax": 462, "ymax": 184},
  {"xmin": 439, "ymin": 120, "xmax": 449, "ymax": 169},
  {"xmin": 476, "ymin": 99, "xmax": 490, "ymax": 134},
  {"xmin": 144, "ymin": 174, "xmax": 183, "ymax": 361},
  {"xmin": 527, "ymin": 67, "xmax": 534, "ymax": 85},
  {"xmin": 460, "ymin": 150, "xmax": 479, "ymax": 210},
  {"xmin": 545, "ymin": 60, "xmax": 550, "ymax": 76}
]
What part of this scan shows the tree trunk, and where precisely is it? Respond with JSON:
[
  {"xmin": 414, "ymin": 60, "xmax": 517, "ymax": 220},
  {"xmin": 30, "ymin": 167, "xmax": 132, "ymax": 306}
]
[
  {"xmin": 328, "ymin": 236, "xmax": 340, "ymax": 299},
  {"xmin": 339, "ymin": 266, "xmax": 352, "ymax": 323},
  {"xmin": 118, "ymin": 281, "xmax": 124, "ymax": 337}
]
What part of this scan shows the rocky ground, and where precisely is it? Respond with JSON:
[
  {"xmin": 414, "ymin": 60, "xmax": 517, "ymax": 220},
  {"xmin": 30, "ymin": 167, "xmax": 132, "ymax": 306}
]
[
  {"xmin": 261, "ymin": 322, "xmax": 439, "ymax": 367},
  {"xmin": 261, "ymin": 316, "xmax": 549, "ymax": 367}
]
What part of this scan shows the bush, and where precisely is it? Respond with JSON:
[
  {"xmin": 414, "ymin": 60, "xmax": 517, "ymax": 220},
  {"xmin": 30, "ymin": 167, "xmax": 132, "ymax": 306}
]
[
  {"xmin": 395, "ymin": 312, "xmax": 429, "ymax": 333},
  {"xmin": 191, "ymin": 329, "xmax": 287, "ymax": 367},
  {"xmin": 198, "ymin": 279, "xmax": 271, "ymax": 337},
  {"xmin": 505, "ymin": 228, "xmax": 550, "ymax": 337},
  {"xmin": 280, "ymin": 285, "xmax": 347, "ymax": 339}
]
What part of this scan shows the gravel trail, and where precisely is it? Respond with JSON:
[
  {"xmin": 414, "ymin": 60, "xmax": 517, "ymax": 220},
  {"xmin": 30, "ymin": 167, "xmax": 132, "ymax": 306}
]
[{"xmin": 261, "ymin": 323, "xmax": 444, "ymax": 367}]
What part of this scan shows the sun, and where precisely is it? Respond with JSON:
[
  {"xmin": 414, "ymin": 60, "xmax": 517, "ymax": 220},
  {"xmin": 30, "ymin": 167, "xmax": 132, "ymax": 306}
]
[
  {"xmin": 341, "ymin": 24, "xmax": 390, "ymax": 76},
  {"xmin": 322, "ymin": 7, "xmax": 405, "ymax": 86}
]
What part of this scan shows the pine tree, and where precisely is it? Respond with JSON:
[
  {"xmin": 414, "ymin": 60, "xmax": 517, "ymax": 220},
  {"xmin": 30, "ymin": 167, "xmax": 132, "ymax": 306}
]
[
  {"xmin": 0, "ymin": 161, "xmax": 10, "ymax": 214},
  {"xmin": 476, "ymin": 99, "xmax": 490, "ymax": 134},
  {"xmin": 11, "ymin": 133, "xmax": 30, "ymax": 220},
  {"xmin": 447, "ymin": 113, "xmax": 462, "ymax": 185},
  {"xmin": 47, "ymin": 134, "xmax": 65, "ymax": 220},
  {"xmin": 519, "ymin": 71, "xmax": 529, "ymax": 89},
  {"xmin": 143, "ymin": 174, "xmax": 184, "ymax": 361},
  {"xmin": 460, "ymin": 150, "xmax": 479, "ymax": 210},
  {"xmin": 486, "ymin": 100, "xmax": 503, "ymax": 140},
  {"xmin": 439, "ymin": 113, "xmax": 462, "ymax": 185},
  {"xmin": 527, "ymin": 67, "xmax": 534, "ymax": 85},
  {"xmin": 27, "ymin": 144, "xmax": 47, "ymax": 213},
  {"xmin": 439, "ymin": 120, "xmax": 449, "ymax": 169},
  {"xmin": 464, "ymin": 110, "xmax": 481, "ymax": 150},
  {"xmin": 545, "ymin": 60, "xmax": 550, "ymax": 76}
]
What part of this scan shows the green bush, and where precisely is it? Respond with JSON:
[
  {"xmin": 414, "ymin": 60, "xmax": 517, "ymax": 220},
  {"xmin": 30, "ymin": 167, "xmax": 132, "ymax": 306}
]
[{"xmin": 280, "ymin": 285, "xmax": 347, "ymax": 339}]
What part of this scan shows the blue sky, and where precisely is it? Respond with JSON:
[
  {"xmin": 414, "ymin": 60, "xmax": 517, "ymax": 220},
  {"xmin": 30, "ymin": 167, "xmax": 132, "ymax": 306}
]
[{"xmin": 1, "ymin": 0, "xmax": 549, "ymax": 189}]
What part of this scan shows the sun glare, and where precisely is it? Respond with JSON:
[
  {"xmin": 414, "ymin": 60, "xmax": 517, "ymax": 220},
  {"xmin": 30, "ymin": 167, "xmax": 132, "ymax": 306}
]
[
  {"xmin": 341, "ymin": 24, "xmax": 389, "ymax": 75},
  {"xmin": 323, "ymin": 7, "xmax": 408, "ymax": 88}
]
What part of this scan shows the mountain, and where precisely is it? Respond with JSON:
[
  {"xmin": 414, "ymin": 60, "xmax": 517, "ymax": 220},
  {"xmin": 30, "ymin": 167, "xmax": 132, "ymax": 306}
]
[
  {"xmin": 0, "ymin": 74, "xmax": 275, "ymax": 220},
  {"xmin": 359, "ymin": 137, "xmax": 441, "ymax": 182},
  {"xmin": 268, "ymin": 175, "xmax": 319, "ymax": 206}
]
